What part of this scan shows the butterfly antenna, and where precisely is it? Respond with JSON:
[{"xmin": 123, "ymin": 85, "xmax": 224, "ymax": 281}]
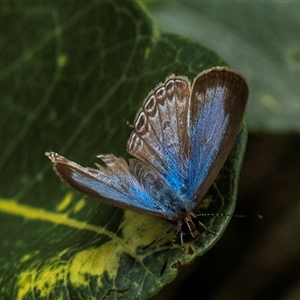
[
  {"xmin": 196, "ymin": 213, "xmax": 263, "ymax": 220},
  {"xmin": 232, "ymin": 214, "xmax": 263, "ymax": 219},
  {"xmin": 126, "ymin": 121, "xmax": 134, "ymax": 128}
]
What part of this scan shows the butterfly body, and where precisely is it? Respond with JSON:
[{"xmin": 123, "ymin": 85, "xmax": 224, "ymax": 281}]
[{"xmin": 46, "ymin": 67, "xmax": 248, "ymax": 242}]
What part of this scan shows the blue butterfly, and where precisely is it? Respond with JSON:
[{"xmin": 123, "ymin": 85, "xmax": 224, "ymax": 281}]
[{"xmin": 46, "ymin": 67, "xmax": 248, "ymax": 249}]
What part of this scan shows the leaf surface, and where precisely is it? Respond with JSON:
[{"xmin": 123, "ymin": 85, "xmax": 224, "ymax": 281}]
[{"xmin": 0, "ymin": 1, "xmax": 246, "ymax": 299}]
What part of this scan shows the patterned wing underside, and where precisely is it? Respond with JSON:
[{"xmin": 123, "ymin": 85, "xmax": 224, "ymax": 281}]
[{"xmin": 127, "ymin": 76, "xmax": 191, "ymax": 193}]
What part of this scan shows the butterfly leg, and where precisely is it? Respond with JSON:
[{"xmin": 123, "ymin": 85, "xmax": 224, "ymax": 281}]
[
  {"xmin": 179, "ymin": 230, "xmax": 186, "ymax": 259},
  {"xmin": 159, "ymin": 226, "xmax": 182, "ymax": 276},
  {"xmin": 142, "ymin": 228, "xmax": 173, "ymax": 250},
  {"xmin": 196, "ymin": 219, "xmax": 217, "ymax": 235}
]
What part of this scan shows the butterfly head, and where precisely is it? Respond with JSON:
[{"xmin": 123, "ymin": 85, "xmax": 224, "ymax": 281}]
[{"xmin": 176, "ymin": 212, "xmax": 201, "ymax": 238}]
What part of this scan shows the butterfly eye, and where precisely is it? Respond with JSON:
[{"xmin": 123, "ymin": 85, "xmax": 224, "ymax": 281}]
[
  {"xmin": 180, "ymin": 216, "xmax": 199, "ymax": 235},
  {"xmin": 180, "ymin": 221, "xmax": 191, "ymax": 235}
]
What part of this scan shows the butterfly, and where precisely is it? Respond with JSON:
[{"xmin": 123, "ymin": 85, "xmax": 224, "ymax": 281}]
[{"xmin": 46, "ymin": 67, "xmax": 248, "ymax": 252}]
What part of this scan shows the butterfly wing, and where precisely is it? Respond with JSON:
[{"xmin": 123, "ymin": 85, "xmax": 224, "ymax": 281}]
[
  {"xmin": 127, "ymin": 67, "xmax": 248, "ymax": 213},
  {"xmin": 47, "ymin": 67, "xmax": 248, "ymax": 221},
  {"xmin": 46, "ymin": 152, "xmax": 178, "ymax": 218},
  {"xmin": 186, "ymin": 68, "xmax": 248, "ymax": 208},
  {"xmin": 127, "ymin": 75, "xmax": 191, "ymax": 194}
]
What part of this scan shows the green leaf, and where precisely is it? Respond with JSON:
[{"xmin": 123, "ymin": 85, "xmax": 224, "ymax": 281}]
[
  {"xmin": 149, "ymin": 2, "xmax": 300, "ymax": 132},
  {"xmin": 0, "ymin": 1, "xmax": 247, "ymax": 299}
]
